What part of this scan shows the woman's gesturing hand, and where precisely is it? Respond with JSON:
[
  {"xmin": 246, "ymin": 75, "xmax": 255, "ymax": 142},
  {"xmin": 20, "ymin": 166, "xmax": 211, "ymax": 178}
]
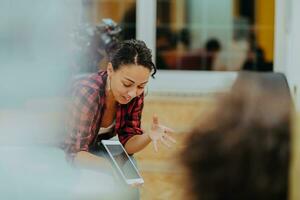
[{"xmin": 147, "ymin": 115, "xmax": 176, "ymax": 152}]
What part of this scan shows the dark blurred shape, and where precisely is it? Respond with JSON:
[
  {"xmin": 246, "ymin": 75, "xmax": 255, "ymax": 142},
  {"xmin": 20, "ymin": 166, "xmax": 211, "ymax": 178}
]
[
  {"xmin": 157, "ymin": 36, "xmax": 222, "ymax": 70},
  {"xmin": 120, "ymin": 5, "xmax": 136, "ymax": 40},
  {"xmin": 239, "ymin": 0, "xmax": 255, "ymax": 24},
  {"xmin": 97, "ymin": 19, "xmax": 122, "ymax": 54},
  {"xmin": 156, "ymin": 26, "xmax": 178, "ymax": 69},
  {"xmin": 205, "ymin": 38, "xmax": 221, "ymax": 53},
  {"xmin": 181, "ymin": 72, "xmax": 292, "ymax": 200},
  {"xmin": 157, "ymin": 26, "xmax": 178, "ymax": 51},
  {"xmin": 243, "ymin": 48, "xmax": 273, "ymax": 71},
  {"xmin": 202, "ymin": 38, "xmax": 222, "ymax": 70},
  {"xmin": 178, "ymin": 28, "xmax": 191, "ymax": 49},
  {"xmin": 242, "ymin": 30, "xmax": 273, "ymax": 71},
  {"xmin": 173, "ymin": 38, "xmax": 221, "ymax": 70},
  {"xmin": 73, "ymin": 18, "xmax": 122, "ymax": 73}
]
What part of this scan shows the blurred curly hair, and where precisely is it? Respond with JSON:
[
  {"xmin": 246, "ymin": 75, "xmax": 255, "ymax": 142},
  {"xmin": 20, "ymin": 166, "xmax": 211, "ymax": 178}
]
[{"xmin": 181, "ymin": 72, "xmax": 292, "ymax": 200}]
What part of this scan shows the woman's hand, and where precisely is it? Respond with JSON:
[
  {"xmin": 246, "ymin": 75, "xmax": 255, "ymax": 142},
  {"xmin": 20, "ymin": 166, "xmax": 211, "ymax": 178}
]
[{"xmin": 147, "ymin": 115, "xmax": 176, "ymax": 152}]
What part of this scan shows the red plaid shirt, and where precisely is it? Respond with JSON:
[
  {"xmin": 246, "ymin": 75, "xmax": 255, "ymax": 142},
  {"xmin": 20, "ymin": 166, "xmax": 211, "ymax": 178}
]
[{"xmin": 64, "ymin": 71, "xmax": 144, "ymax": 162}]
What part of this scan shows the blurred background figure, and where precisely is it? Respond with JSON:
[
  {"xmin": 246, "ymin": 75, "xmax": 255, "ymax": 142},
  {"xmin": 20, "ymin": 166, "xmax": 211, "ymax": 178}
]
[
  {"xmin": 242, "ymin": 28, "xmax": 273, "ymax": 71},
  {"xmin": 156, "ymin": 26, "xmax": 178, "ymax": 69},
  {"xmin": 180, "ymin": 72, "xmax": 292, "ymax": 200},
  {"xmin": 178, "ymin": 28, "xmax": 192, "ymax": 51},
  {"xmin": 201, "ymin": 38, "xmax": 222, "ymax": 70},
  {"xmin": 158, "ymin": 36, "xmax": 222, "ymax": 71}
]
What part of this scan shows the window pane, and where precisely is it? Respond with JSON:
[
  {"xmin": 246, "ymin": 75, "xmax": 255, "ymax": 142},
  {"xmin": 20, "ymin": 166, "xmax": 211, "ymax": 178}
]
[{"xmin": 156, "ymin": 0, "xmax": 274, "ymax": 72}]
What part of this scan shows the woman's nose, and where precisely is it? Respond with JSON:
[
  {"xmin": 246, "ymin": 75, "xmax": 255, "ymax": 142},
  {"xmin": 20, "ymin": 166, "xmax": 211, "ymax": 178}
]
[{"xmin": 128, "ymin": 88, "xmax": 137, "ymax": 98}]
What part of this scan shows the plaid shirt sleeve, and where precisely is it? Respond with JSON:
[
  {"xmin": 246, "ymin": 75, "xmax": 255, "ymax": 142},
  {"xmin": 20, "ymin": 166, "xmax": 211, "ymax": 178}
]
[
  {"xmin": 64, "ymin": 84, "xmax": 98, "ymax": 163},
  {"xmin": 117, "ymin": 94, "xmax": 144, "ymax": 146}
]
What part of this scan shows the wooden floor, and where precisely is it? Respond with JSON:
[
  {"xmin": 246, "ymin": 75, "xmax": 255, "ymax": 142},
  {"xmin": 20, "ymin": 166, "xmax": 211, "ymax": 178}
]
[
  {"xmin": 291, "ymin": 113, "xmax": 300, "ymax": 200},
  {"xmin": 136, "ymin": 96, "xmax": 215, "ymax": 200},
  {"xmin": 138, "ymin": 96, "xmax": 300, "ymax": 200},
  {"xmin": 3, "ymin": 92, "xmax": 299, "ymax": 199},
  {"xmin": 136, "ymin": 133, "xmax": 187, "ymax": 200}
]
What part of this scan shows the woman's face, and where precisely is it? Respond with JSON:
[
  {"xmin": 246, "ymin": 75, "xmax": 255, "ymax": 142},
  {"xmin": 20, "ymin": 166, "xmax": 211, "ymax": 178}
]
[{"xmin": 107, "ymin": 63, "xmax": 151, "ymax": 104}]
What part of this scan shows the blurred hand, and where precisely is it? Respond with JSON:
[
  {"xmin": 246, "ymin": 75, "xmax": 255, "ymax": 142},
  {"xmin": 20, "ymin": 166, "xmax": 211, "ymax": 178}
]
[{"xmin": 147, "ymin": 115, "xmax": 176, "ymax": 152}]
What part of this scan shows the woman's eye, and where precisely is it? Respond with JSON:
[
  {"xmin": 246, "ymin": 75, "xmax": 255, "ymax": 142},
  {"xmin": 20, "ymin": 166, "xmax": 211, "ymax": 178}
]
[
  {"xmin": 123, "ymin": 83, "xmax": 132, "ymax": 87},
  {"xmin": 138, "ymin": 86, "xmax": 145, "ymax": 89}
]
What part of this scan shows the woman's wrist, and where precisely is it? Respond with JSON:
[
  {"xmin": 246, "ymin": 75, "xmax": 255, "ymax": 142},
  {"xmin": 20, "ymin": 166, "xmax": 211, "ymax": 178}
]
[{"xmin": 144, "ymin": 130, "xmax": 153, "ymax": 142}]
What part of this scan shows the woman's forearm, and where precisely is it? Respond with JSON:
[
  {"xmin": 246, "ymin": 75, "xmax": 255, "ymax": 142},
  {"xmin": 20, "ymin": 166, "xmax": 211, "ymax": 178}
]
[{"xmin": 124, "ymin": 133, "xmax": 152, "ymax": 154}]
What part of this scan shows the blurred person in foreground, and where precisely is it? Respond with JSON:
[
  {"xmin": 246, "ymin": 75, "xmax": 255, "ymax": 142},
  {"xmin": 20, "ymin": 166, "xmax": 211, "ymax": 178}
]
[{"xmin": 180, "ymin": 72, "xmax": 292, "ymax": 200}]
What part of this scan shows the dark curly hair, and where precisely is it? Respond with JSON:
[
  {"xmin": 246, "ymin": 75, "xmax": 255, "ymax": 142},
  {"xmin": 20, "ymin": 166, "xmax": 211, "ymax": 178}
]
[
  {"xmin": 109, "ymin": 39, "xmax": 157, "ymax": 78},
  {"xmin": 181, "ymin": 72, "xmax": 292, "ymax": 200}
]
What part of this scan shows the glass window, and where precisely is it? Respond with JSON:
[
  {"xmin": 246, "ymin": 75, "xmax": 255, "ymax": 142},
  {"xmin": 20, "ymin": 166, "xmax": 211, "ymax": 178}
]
[{"xmin": 156, "ymin": 0, "xmax": 274, "ymax": 72}]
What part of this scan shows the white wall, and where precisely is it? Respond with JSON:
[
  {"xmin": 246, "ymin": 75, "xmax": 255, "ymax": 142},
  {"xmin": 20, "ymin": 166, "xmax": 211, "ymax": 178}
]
[
  {"xmin": 275, "ymin": 3, "xmax": 300, "ymax": 199},
  {"xmin": 275, "ymin": 0, "xmax": 300, "ymax": 110},
  {"xmin": 147, "ymin": 70, "xmax": 237, "ymax": 96}
]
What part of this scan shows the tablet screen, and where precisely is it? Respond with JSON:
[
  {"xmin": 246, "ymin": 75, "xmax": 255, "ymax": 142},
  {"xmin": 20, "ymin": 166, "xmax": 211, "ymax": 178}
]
[{"xmin": 106, "ymin": 144, "xmax": 141, "ymax": 179}]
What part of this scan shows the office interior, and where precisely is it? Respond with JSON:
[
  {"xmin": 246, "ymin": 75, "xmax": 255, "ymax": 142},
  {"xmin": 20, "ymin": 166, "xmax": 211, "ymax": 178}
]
[{"xmin": 1, "ymin": 0, "xmax": 300, "ymax": 199}]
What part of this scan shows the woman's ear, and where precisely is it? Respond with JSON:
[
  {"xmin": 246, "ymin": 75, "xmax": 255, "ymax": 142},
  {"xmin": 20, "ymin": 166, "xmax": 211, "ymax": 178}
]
[{"xmin": 107, "ymin": 62, "xmax": 114, "ymax": 76}]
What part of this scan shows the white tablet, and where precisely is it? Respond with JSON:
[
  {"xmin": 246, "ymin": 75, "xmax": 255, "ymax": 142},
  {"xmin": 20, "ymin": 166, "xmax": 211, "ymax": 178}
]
[{"xmin": 101, "ymin": 140, "xmax": 144, "ymax": 185}]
